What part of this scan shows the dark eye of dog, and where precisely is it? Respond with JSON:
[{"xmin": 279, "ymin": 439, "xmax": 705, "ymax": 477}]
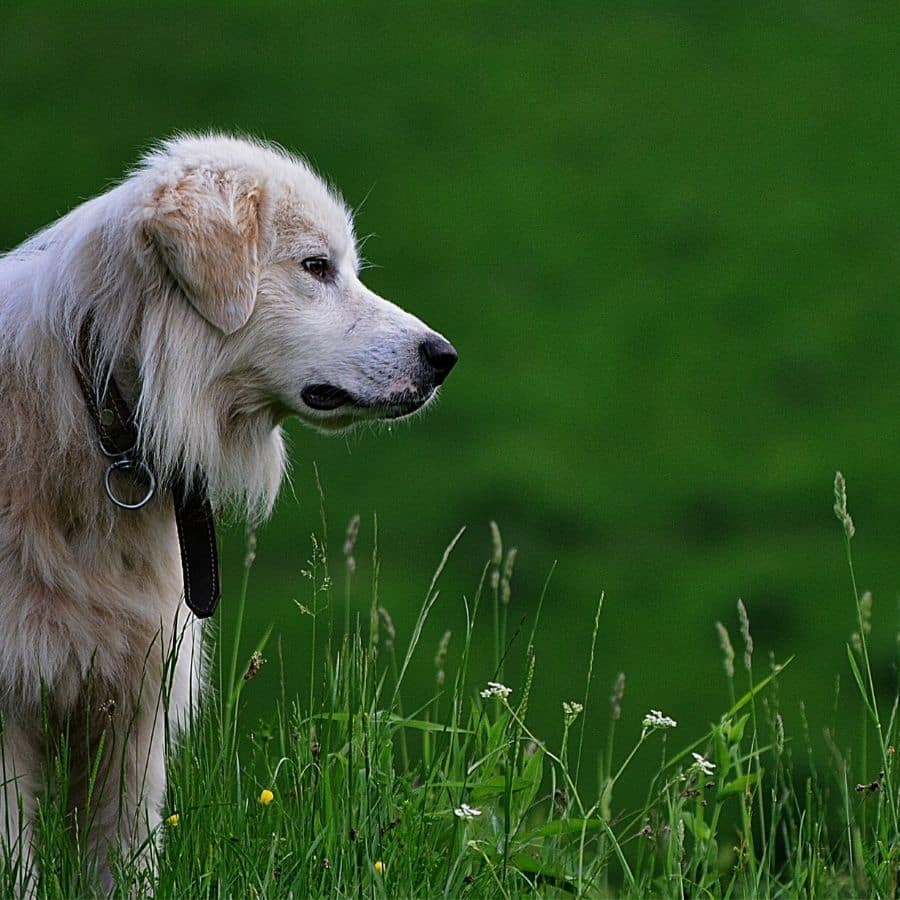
[{"xmin": 301, "ymin": 256, "xmax": 332, "ymax": 280}]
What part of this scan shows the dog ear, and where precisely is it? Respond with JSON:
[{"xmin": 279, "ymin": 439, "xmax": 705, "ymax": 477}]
[{"xmin": 146, "ymin": 172, "xmax": 262, "ymax": 335}]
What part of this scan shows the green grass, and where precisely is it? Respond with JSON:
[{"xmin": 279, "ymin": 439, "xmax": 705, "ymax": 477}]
[{"xmin": 3, "ymin": 473, "xmax": 898, "ymax": 897}]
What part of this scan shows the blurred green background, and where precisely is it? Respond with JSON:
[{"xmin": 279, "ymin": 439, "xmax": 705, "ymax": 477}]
[{"xmin": 2, "ymin": 1, "xmax": 899, "ymax": 803}]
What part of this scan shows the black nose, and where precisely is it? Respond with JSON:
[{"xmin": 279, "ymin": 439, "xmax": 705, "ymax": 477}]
[{"xmin": 420, "ymin": 334, "xmax": 458, "ymax": 384}]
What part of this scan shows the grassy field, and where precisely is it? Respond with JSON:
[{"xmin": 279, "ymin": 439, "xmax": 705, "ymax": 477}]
[
  {"xmin": 4, "ymin": 477, "xmax": 897, "ymax": 897},
  {"xmin": 3, "ymin": 0, "xmax": 900, "ymax": 862}
]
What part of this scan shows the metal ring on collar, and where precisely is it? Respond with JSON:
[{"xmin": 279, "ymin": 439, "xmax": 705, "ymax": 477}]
[{"xmin": 104, "ymin": 458, "xmax": 156, "ymax": 510}]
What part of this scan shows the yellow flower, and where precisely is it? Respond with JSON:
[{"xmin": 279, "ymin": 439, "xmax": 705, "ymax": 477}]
[
  {"xmin": 259, "ymin": 789, "xmax": 274, "ymax": 806},
  {"xmin": 373, "ymin": 860, "xmax": 385, "ymax": 875},
  {"xmin": 166, "ymin": 813, "xmax": 180, "ymax": 827}
]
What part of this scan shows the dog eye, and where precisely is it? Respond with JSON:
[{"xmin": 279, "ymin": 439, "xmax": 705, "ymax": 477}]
[{"xmin": 301, "ymin": 256, "xmax": 332, "ymax": 281}]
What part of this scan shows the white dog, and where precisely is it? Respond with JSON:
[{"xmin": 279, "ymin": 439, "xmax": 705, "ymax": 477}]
[{"xmin": 0, "ymin": 134, "xmax": 456, "ymax": 891}]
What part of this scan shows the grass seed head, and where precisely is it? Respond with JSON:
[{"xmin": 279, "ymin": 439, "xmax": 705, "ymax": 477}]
[
  {"xmin": 774, "ymin": 713, "xmax": 784, "ymax": 756},
  {"xmin": 343, "ymin": 514, "xmax": 360, "ymax": 574},
  {"xmin": 377, "ymin": 606, "xmax": 396, "ymax": 653},
  {"xmin": 833, "ymin": 471, "xmax": 855, "ymax": 539},
  {"xmin": 715, "ymin": 621, "xmax": 735, "ymax": 679},
  {"xmin": 490, "ymin": 521, "xmax": 502, "ymax": 591},
  {"xmin": 489, "ymin": 520, "xmax": 502, "ymax": 567},
  {"xmin": 500, "ymin": 547, "xmax": 517, "ymax": 606},
  {"xmin": 244, "ymin": 523, "xmax": 258, "ymax": 569},
  {"xmin": 610, "ymin": 672, "xmax": 626, "ymax": 720},
  {"xmin": 243, "ymin": 650, "xmax": 265, "ymax": 681},
  {"xmin": 851, "ymin": 590, "xmax": 872, "ymax": 654},
  {"xmin": 860, "ymin": 590, "xmax": 872, "ymax": 633},
  {"xmin": 737, "ymin": 599, "xmax": 753, "ymax": 671},
  {"xmin": 434, "ymin": 629, "xmax": 452, "ymax": 687}
]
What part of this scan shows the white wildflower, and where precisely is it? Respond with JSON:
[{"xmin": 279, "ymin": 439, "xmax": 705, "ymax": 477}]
[
  {"xmin": 691, "ymin": 752, "xmax": 716, "ymax": 776},
  {"xmin": 480, "ymin": 682, "xmax": 512, "ymax": 700},
  {"xmin": 563, "ymin": 701, "xmax": 583, "ymax": 725},
  {"xmin": 642, "ymin": 709, "xmax": 677, "ymax": 730},
  {"xmin": 454, "ymin": 803, "xmax": 482, "ymax": 820}
]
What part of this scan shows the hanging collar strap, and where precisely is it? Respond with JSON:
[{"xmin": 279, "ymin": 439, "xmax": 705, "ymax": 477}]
[{"xmin": 73, "ymin": 321, "xmax": 221, "ymax": 619}]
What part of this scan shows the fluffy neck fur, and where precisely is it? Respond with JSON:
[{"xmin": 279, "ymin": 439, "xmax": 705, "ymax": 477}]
[{"xmin": 0, "ymin": 178, "xmax": 286, "ymax": 524}]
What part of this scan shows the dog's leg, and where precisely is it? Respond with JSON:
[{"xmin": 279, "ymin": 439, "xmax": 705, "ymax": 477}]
[
  {"xmin": 77, "ymin": 615, "xmax": 198, "ymax": 894},
  {"xmin": 0, "ymin": 719, "xmax": 41, "ymax": 897},
  {"xmin": 69, "ymin": 699, "xmax": 166, "ymax": 895},
  {"xmin": 114, "ymin": 705, "xmax": 167, "ymax": 895}
]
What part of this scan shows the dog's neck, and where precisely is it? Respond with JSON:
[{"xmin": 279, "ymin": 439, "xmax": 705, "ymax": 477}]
[
  {"xmin": 73, "ymin": 319, "xmax": 222, "ymax": 619},
  {"xmin": 110, "ymin": 355, "xmax": 142, "ymax": 411}
]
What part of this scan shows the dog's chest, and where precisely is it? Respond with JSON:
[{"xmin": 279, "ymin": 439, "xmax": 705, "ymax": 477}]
[{"xmin": 0, "ymin": 498, "xmax": 188, "ymax": 712}]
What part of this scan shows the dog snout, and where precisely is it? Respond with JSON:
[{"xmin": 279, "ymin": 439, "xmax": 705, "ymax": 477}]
[{"xmin": 419, "ymin": 334, "xmax": 458, "ymax": 385}]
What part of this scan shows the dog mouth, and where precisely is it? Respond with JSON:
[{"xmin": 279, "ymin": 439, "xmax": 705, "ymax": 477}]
[
  {"xmin": 301, "ymin": 384, "xmax": 356, "ymax": 411},
  {"xmin": 301, "ymin": 383, "xmax": 431, "ymax": 420}
]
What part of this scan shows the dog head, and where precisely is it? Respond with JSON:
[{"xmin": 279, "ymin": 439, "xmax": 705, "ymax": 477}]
[{"xmin": 142, "ymin": 135, "xmax": 457, "ymax": 434}]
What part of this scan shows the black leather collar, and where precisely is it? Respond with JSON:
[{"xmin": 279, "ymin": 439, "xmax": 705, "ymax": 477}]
[{"xmin": 73, "ymin": 321, "xmax": 221, "ymax": 619}]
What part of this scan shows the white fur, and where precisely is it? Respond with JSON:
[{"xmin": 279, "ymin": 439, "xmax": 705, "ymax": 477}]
[{"xmin": 0, "ymin": 134, "xmax": 451, "ymax": 891}]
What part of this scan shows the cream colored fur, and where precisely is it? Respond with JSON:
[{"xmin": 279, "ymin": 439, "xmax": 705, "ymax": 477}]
[{"xmin": 0, "ymin": 134, "xmax": 452, "ymax": 892}]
